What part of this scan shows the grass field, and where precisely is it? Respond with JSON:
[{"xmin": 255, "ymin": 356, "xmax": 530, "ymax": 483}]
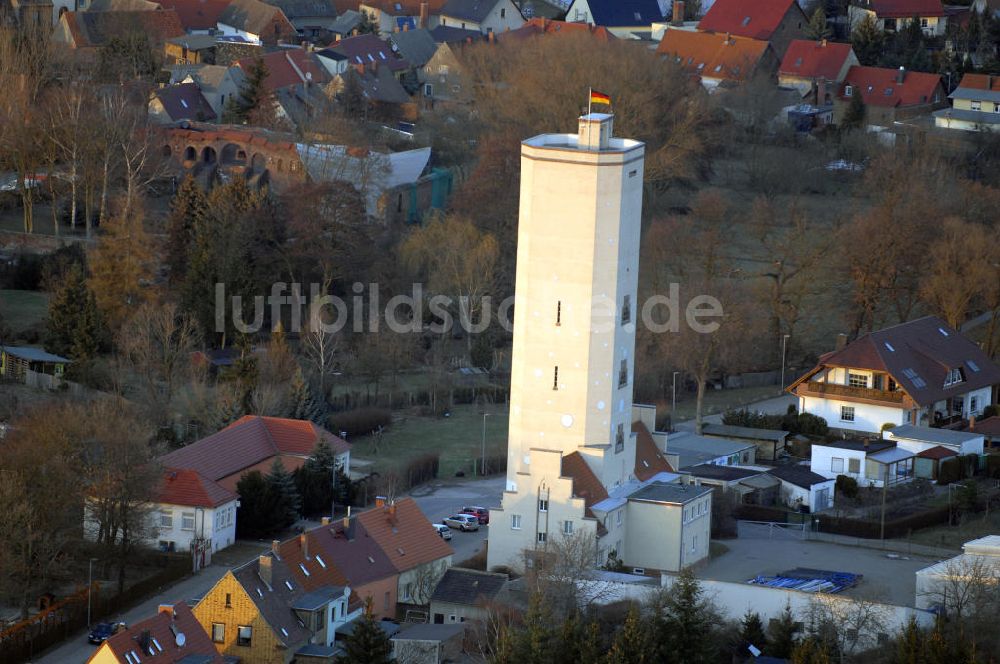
[
  {"xmin": 667, "ymin": 385, "xmax": 785, "ymax": 423},
  {"xmin": 351, "ymin": 403, "xmax": 509, "ymax": 479},
  {"xmin": 0, "ymin": 289, "xmax": 49, "ymax": 337},
  {"xmin": 906, "ymin": 510, "xmax": 1000, "ymax": 551}
]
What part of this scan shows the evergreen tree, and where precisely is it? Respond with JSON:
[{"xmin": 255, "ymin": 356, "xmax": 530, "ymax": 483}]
[
  {"xmin": 165, "ymin": 175, "xmax": 208, "ymax": 287},
  {"xmin": 791, "ymin": 636, "xmax": 832, "ymax": 664},
  {"xmin": 88, "ymin": 207, "xmax": 154, "ymax": 333},
  {"xmin": 225, "ymin": 56, "xmax": 276, "ymax": 126},
  {"xmin": 235, "ymin": 470, "xmax": 276, "ymax": 539},
  {"xmin": 336, "ymin": 598, "xmax": 392, "ymax": 664},
  {"xmin": 734, "ymin": 610, "xmax": 769, "ymax": 657},
  {"xmin": 661, "ymin": 568, "xmax": 717, "ymax": 664},
  {"xmin": 607, "ymin": 605, "xmax": 652, "ymax": 664},
  {"xmin": 842, "ymin": 92, "xmax": 866, "ymax": 129},
  {"xmin": 294, "ymin": 438, "xmax": 350, "ymax": 516},
  {"xmin": 266, "ymin": 457, "xmax": 301, "ymax": 526},
  {"xmin": 852, "ymin": 15, "xmax": 885, "ymax": 66},
  {"xmin": 45, "ymin": 263, "xmax": 103, "ymax": 360},
  {"xmin": 807, "ymin": 6, "xmax": 831, "ymax": 40},
  {"xmin": 289, "ymin": 367, "xmax": 322, "ymax": 422},
  {"xmin": 577, "ymin": 621, "xmax": 603, "ymax": 664},
  {"xmin": 356, "ymin": 10, "xmax": 379, "ymax": 35},
  {"xmin": 510, "ymin": 594, "xmax": 556, "ymax": 664},
  {"xmin": 769, "ymin": 601, "xmax": 801, "ymax": 658}
]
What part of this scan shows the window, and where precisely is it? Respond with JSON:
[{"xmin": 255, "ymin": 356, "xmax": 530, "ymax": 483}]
[
  {"xmin": 841, "ymin": 406, "xmax": 855, "ymax": 422},
  {"xmin": 181, "ymin": 512, "xmax": 195, "ymax": 531},
  {"xmin": 945, "ymin": 368, "xmax": 963, "ymax": 386},
  {"xmin": 159, "ymin": 510, "xmax": 173, "ymax": 529},
  {"xmin": 563, "ymin": 520, "xmax": 573, "ymax": 535},
  {"xmin": 537, "ymin": 532, "xmax": 547, "ymax": 543},
  {"xmin": 848, "ymin": 373, "xmax": 868, "ymax": 388},
  {"xmin": 621, "ymin": 295, "xmax": 631, "ymax": 324},
  {"xmin": 616, "ymin": 509, "xmax": 622, "ymax": 525},
  {"xmin": 423, "ymin": 83, "xmax": 433, "ymax": 97},
  {"xmin": 831, "ymin": 457, "xmax": 844, "ymax": 473},
  {"xmin": 848, "ymin": 458, "xmax": 861, "ymax": 474},
  {"xmin": 236, "ymin": 625, "xmax": 252, "ymax": 647},
  {"xmin": 994, "ymin": 102, "xmax": 1000, "ymax": 113},
  {"xmin": 844, "ymin": 85, "xmax": 853, "ymax": 97},
  {"xmin": 511, "ymin": 514, "xmax": 522, "ymax": 530},
  {"xmin": 619, "ymin": 359, "xmax": 628, "ymax": 388},
  {"xmin": 404, "ymin": 583, "xmax": 413, "ymax": 600},
  {"xmin": 972, "ymin": 100, "xmax": 982, "ymax": 111},
  {"xmin": 553, "ymin": 366, "xmax": 559, "ymax": 390},
  {"xmin": 211, "ymin": 623, "xmax": 225, "ymax": 643},
  {"xmin": 952, "ymin": 396, "xmax": 964, "ymax": 414},
  {"xmin": 971, "ymin": 396, "xmax": 979, "ymax": 413},
  {"xmin": 615, "ymin": 424, "xmax": 625, "ymax": 453},
  {"xmin": 500, "ymin": 7, "xmax": 505, "ymax": 17},
  {"xmin": 920, "ymin": 17, "xmax": 928, "ymax": 27},
  {"xmin": 538, "ymin": 499, "xmax": 548, "ymax": 512},
  {"xmin": 556, "ymin": 300, "xmax": 561, "ymax": 325},
  {"xmin": 225, "ymin": 593, "xmax": 232, "ymax": 608},
  {"xmin": 691, "ymin": 535, "xmax": 698, "ymax": 553}
]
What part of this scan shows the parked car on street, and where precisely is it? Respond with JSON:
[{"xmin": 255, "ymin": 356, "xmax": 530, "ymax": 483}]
[
  {"xmin": 461, "ymin": 506, "xmax": 490, "ymax": 524},
  {"xmin": 443, "ymin": 514, "xmax": 480, "ymax": 531},
  {"xmin": 88, "ymin": 621, "xmax": 125, "ymax": 644},
  {"xmin": 432, "ymin": 523, "xmax": 453, "ymax": 540}
]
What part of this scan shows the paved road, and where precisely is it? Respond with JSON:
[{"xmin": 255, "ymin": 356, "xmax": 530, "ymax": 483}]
[
  {"xmin": 410, "ymin": 476, "xmax": 505, "ymax": 565},
  {"xmin": 675, "ymin": 394, "xmax": 797, "ymax": 432}
]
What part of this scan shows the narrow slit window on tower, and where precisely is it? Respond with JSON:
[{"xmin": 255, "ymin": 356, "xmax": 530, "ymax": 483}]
[
  {"xmin": 553, "ymin": 366, "xmax": 559, "ymax": 390},
  {"xmin": 618, "ymin": 360, "xmax": 628, "ymax": 388},
  {"xmin": 621, "ymin": 295, "xmax": 631, "ymax": 324},
  {"xmin": 615, "ymin": 424, "xmax": 624, "ymax": 453},
  {"xmin": 556, "ymin": 301, "xmax": 561, "ymax": 326}
]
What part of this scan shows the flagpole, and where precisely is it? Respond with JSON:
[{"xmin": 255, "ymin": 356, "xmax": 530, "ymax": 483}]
[{"xmin": 588, "ymin": 86, "xmax": 592, "ymax": 116}]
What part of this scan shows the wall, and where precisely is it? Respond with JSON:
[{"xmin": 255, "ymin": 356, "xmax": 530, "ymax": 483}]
[
  {"xmin": 398, "ymin": 558, "xmax": 451, "ymax": 606},
  {"xmin": 769, "ymin": 5, "xmax": 809, "ymax": 59},
  {"xmin": 800, "ymin": 394, "xmax": 907, "ymax": 434},
  {"xmin": 811, "ymin": 444, "xmax": 869, "ymax": 483},
  {"xmin": 153, "ymin": 501, "xmax": 237, "ymax": 553},
  {"xmin": 430, "ymin": 599, "xmax": 487, "ymax": 624},
  {"xmin": 193, "ymin": 572, "xmax": 288, "ymax": 664},
  {"xmin": 355, "ymin": 574, "xmax": 399, "ymax": 620}
]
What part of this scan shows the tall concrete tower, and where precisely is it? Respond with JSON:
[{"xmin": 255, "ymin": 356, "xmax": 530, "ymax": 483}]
[{"xmin": 488, "ymin": 113, "xmax": 647, "ymax": 570}]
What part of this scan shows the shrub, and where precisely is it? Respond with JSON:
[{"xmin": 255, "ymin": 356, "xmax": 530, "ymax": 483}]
[
  {"xmin": 722, "ymin": 407, "xmax": 827, "ymax": 437},
  {"xmin": 986, "ymin": 454, "xmax": 1000, "ymax": 479},
  {"xmin": 797, "ymin": 412, "xmax": 828, "ymax": 436},
  {"xmin": 326, "ymin": 407, "xmax": 391, "ymax": 438},
  {"xmin": 983, "ymin": 405, "xmax": 999, "ymax": 418},
  {"xmin": 401, "ymin": 453, "xmax": 439, "ymax": 490},
  {"xmin": 938, "ymin": 457, "xmax": 961, "ymax": 485},
  {"xmin": 835, "ymin": 475, "xmax": 859, "ymax": 500}
]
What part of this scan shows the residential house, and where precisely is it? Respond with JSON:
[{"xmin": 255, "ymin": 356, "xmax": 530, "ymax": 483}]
[
  {"xmin": 148, "ymin": 468, "xmax": 238, "ymax": 554},
  {"xmin": 156, "ymin": 0, "xmax": 230, "ymax": 32},
  {"xmin": 499, "ymin": 15, "xmax": 615, "ymax": 40},
  {"xmin": 778, "ymin": 38, "xmax": 858, "ymax": 106},
  {"xmin": 912, "ymin": 445, "xmax": 958, "ymax": 480},
  {"xmin": 788, "ymin": 316, "xmax": 1000, "ymax": 434},
  {"xmin": 834, "ymin": 65, "xmax": 945, "ymax": 127},
  {"xmin": 934, "ymin": 73, "xmax": 1000, "ymax": 132},
  {"xmin": 266, "ymin": 0, "xmax": 339, "ymax": 37},
  {"xmin": 328, "ymin": 8, "xmax": 362, "ymax": 38},
  {"xmin": 173, "ymin": 63, "xmax": 245, "ymax": 117},
  {"xmin": 428, "ymin": 22, "xmax": 480, "ymax": 42},
  {"xmin": 687, "ymin": 464, "xmax": 781, "ymax": 505},
  {"xmin": 766, "ymin": 464, "xmax": 835, "ymax": 512},
  {"xmin": 810, "ymin": 439, "xmax": 915, "ymax": 488},
  {"xmin": 428, "ymin": 568, "xmax": 508, "ymax": 624},
  {"xmin": 324, "ymin": 32, "xmax": 411, "ymax": 78},
  {"xmin": 149, "ymin": 82, "xmax": 218, "ymax": 122},
  {"xmin": 194, "ymin": 553, "xmax": 349, "ymax": 663},
  {"xmin": 159, "ymin": 415, "xmax": 351, "ymax": 494},
  {"xmin": 0, "ymin": 345, "xmax": 70, "ymax": 387},
  {"xmin": 329, "ymin": 66, "xmax": 415, "ymax": 117},
  {"xmin": 624, "ymin": 482, "xmax": 713, "ymax": 573},
  {"xmin": 234, "ymin": 47, "xmax": 332, "ymax": 127},
  {"xmin": 696, "ymin": 0, "xmax": 808, "ymax": 58},
  {"xmin": 217, "ymin": 0, "xmax": 296, "ymax": 44},
  {"xmin": 915, "ymin": 535, "xmax": 1000, "ymax": 610},
  {"xmin": 164, "ymin": 33, "xmax": 217, "ymax": 64},
  {"xmin": 848, "ymin": 0, "xmax": 948, "ymax": 36},
  {"xmin": 974, "ymin": 415, "xmax": 1000, "ymax": 448},
  {"xmin": 700, "ymin": 423, "xmax": 788, "ymax": 462},
  {"xmin": 359, "ymin": 0, "xmax": 445, "ymax": 33},
  {"xmin": 86, "ymin": 602, "xmax": 224, "ymax": 664},
  {"xmin": 390, "ymin": 623, "xmax": 466, "ymax": 664},
  {"xmin": 419, "ymin": 38, "xmax": 473, "ymax": 104},
  {"xmin": 387, "ymin": 27, "xmax": 438, "ymax": 70},
  {"xmin": 657, "ymin": 28, "xmax": 777, "ymax": 90},
  {"xmin": 663, "ymin": 431, "xmax": 758, "ymax": 470},
  {"xmin": 563, "ymin": 0, "xmax": 663, "ymax": 38},
  {"xmin": 54, "ymin": 9, "xmax": 184, "ymax": 52},
  {"xmin": 438, "ymin": 0, "xmax": 523, "ymax": 34},
  {"xmin": 356, "ymin": 497, "xmax": 454, "ymax": 609},
  {"xmin": 885, "ymin": 423, "xmax": 985, "ymax": 456}
]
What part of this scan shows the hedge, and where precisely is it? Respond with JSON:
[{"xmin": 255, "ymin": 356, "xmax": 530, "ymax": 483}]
[{"xmin": 326, "ymin": 407, "xmax": 392, "ymax": 438}]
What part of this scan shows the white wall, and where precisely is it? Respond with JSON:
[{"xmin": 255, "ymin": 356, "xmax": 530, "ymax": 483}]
[
  {"xmin": 811, "ymin": 445, "xmax": 868, "ymax": 483},
  {"xmin": 217, "ymin": 22, "xmax": 262, "ymax": 44},
  {"xmin": 801, "ymin": 395, "xmax": 908, "ymax": 434},
  {"xmin": 154, "ymin": 500, "xmax": 238, "ymax": 553}
]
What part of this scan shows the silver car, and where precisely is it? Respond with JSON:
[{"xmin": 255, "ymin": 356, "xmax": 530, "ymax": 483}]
[
  {"xmin": 432, "ymin": 523, "xmax": 453, "ymax": 540},
  {"xmin": 443, "ymin": 514, "xmax": 479, "ymax": 531}
]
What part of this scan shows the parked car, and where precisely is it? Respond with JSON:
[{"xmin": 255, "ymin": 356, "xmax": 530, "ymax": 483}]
[
  {"xmin": 461, "ymin": 506, "xmax": 490, "ymax": 524},
  {"xmin": 88, "ymin": 621, "xmax": 125, "ymax": 644},
  {"xmin": 432, "ymin": 524, "xmax": 453, "ymax": 540},
  {"xmin": 443, "ymin": 514, "xmax": 479, "ymax": 531}
]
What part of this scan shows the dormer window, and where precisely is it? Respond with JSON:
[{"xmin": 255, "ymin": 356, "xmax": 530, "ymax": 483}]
[
  {"xmin": 844, "ymin": 85, "xmax": 853, "ymax": 97},
  {"xmin": 742, "ymin": 15, "xmax": 750, "ymax": 25},
  {"xmin": 944, "ymin": 367, "xmax": 963, "ymax": 387}
]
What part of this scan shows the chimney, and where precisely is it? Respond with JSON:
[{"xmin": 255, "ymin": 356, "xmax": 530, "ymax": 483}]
[
  {"xmin": 388, "ymin": 503, "xmax": 397, "ymax": 517},
  {"xmin": 158, "ymin": 604, "xmax": 174, "ymax": 618},
  {"xmin": 488, "ymin": 30, "xmax": 495, "ymax": 42},
  {"xmin": 671, "ymin": 0, "xmax": 684, "ymax": 25},
  {"xmin": 271, "ymin": 539, "xmax": 280, "ymax": 555},
  {"xmin": 375, "ymin": 496, "xmax": 387, "ymax": 508},
  {"xmin": 897, "ymin": 65, "xmax": 906, "ymax": 84},
  {"xmin": 970, "ymin": 416, "xmax": 976, "ymax": 431},
  {"xmin": 419, "ymin": 1, "xmax": 428, "ymax": 29},
  {"xmin": 342, "ymin": 505, "xmax": 352, "ymax": 530},
  {"xmin": 821, "ymin": 38, "xmax": 827, "ymax": 47},
  {"xmin": 835, "ymin": 333, "xmax": 848, "ymax": 351},
  {"xmin": 321, "ymin": 516, "xmax": 331, "ymax": 526},
  {"xmin": 259, "ymin": 555, "xmax": 273, "ymax": 588},
  {"xmin": 299, "ymin": 533, "xmax": 309, "ymax": 559}
]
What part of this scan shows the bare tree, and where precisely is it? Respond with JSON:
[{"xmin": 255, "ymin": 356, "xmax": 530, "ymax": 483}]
[
  {"xmin": 520, "ymin": 530, "xmax": 615, "ymax": 619},
  {"xmin": 919, "ymin": 555, "xmax": 1000, "ymax": 626},
  {"xmin": 920, "ymin": 217, "xmax": 996, "ymax": 329},
  {"xmin": 803, "ymin": 593, "xmax": 892, "ymax": 661}
]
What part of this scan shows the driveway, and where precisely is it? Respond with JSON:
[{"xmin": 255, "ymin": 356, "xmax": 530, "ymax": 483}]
[{"xmin": 409, "ymin": 476, "xmax": 505, "ymax": 566}]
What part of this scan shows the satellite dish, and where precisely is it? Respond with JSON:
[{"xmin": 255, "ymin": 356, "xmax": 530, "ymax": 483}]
[{"xmin": 175, "ymin": 632, "xmax": 186, "ymax": 647}]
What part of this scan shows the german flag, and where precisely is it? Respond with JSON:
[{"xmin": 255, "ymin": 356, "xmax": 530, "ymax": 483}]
[{"xmin": 590, "ymin": 89, "xmax": 611, "ymax": 106}]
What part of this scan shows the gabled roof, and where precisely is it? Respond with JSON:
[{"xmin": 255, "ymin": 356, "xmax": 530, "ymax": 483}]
[
  {"xmin": 266, "ymin": 0, "xmax": 337, "ymax": 18},
  {"xmin": 89, "ymin": 0, "xmax": 160, "ymax": 11},
  {"xmin": 180, "ymin": 64, "xmax": 244, "ymax": 92},
  {"xmin": 698, "ymin": 0, "xmax": 802, "ymax": 40},
  {"xmin": 916, "ymin": 445, "xmax": 957, "ymax": 460},
  {"xmin": 499, "ymin": 16, "xmax": 616, "ymax": 41},
  {"xmin": 329, "ymin": 33, "xmax": 411, "ymax": 71},
  {"xmin": 154, "ymin": 83, "xmax": 217, "ymax": 121},
  {"xmin": 63, "ymin": 9, "xmax": 184, "ymax": 47},
  {"xmin": 329, "ymin": 8, "xmax": 363, "ymax": 34},
  {"xmin": 429, "ymin": 24, "xmax": 483, "ymax": 42},
  {"xmin": 950, "ymin": 72, "xmax": 1000, "ymax": 103},
  {"xmin": 560, "ymin": 451, "xmax": 609, "ymax": 513},
  {"xmin": 356, "ymin": 498, "xmax": 453, "ymax": 573},
  {"xmin": 779, "ymin": 39, "xmax": 854, "ymax": 80},
  {"xmin": 632, "ymin": 421, "xmax": 675, "ymax": 481},
  {"xmin": 388, "ymin": 28, "xmax": 438, "ymax": 67},
  {"xmin": 0, "ymin": 345, "xmax": 71, "ymax": 364},
  {"xmin": 277, "ymin": 532, "xmax": 352, "ymax": 591},
  {"xmin": 701, "ymin": 423, "xmax": 788, "ymax": 442},
  {"xmin": 665, "ymin": 431, "xmax": 756, "ymax": 469},
  {"xmin": 157, "ymin": 468, "xmax": 236, "ymax": 508},
  {"xmin": 361, "ymin": 0, "xmax": 447, "ymax": 14},
  {"xmin": 789, "ymin": 316, "xmax": 1000, "ymax": 407},
  {"xmin": 440, "ymin": 0, "xmax": 508, "ymax": 23},
  {"xmin": 657, "ymin": 28, "xmax": 771, "ymax": 82},
  {"xmin": 156, "ymin": 0, "xmax": 230, "ymax": 30},
  {"xmin": 232, "ymin": 556, "xmax": 313, "ymax": 648},
  {"xmin": 888, "ymin": 424, "xmax": 982, "ymax": 446},
  {"xmin": 767, "ymin": 464, "xmax": 831, "ymax": 489},
  {"xmin": 569, "ymin": 0, "xmax": 662, "ymax": 26},
  {"xmin": 429, "ymin": 568, "xmax": 507, "ymax": 606},
  {"xmin": 838, "ymin": 65, "xmax": 942, "ymax": 107},
  {"xmin": 864, "ymin": 0, "xmax": 945, "ymax": 18},
  {"xmin": 237, "ymin": 48, "xmax": 331, "ymax": 91},
  {"xmin": 88, "ymin": 602, "xmax": 223, "ymax": 664},
  {"xmin": 299, "ymin": 517, "xmax": 399, "ymax": 587},
  {"xmin": 218, "ymin": 0, "xmax": 288, "ymax": 33}
]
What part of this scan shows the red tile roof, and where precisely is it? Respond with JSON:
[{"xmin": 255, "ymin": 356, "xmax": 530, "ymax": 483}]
[
  {"xmin": 632, "ymin": 421, "xmax": 675, "ymax": 481},
  {"xmin": 916, "ymin": 445, "xmax": 958, "ymax": 460},
  {"xmin": 698, "ymin": 0, "xmax": 802, "ymax": 41},
  {"xmin": 156, "ymin": 0, "xmax": 231, "ymax": 30},
  {"xmin": 329, "ymin": 33, "xmax": 411, "ymax": 71},
  {"xmin": 63, "ymin": 8, "xmax": 185, "ymax": 47},
  {"xmin": 838, "ymin": 65, "xmax": 943, "ymax": 107},
  {"xmin": 278, "ymin": 531, "xmax": 352, "ymax": 590},
  {"xmin": 237, "ymin": 48, "xmax": 332, "ymax": 92},
  {"xmin": 156, "ymin": 468, "xmax": 236, "ymax": 508},
  {"xmin": 215, "ymin": 454, "xmax": 309, "ymax": 493},
  {"xmin": 282, "ymin": 517, "xmax": 399, "ymax": 590},
  {"xmin": 87, "ymin": 602, "xmax": 222, "ymax": 664},
  {"xmin": 499, "ymin": 17, "xmax": 616, "ymax": 41},
  {"xmin": 954, "ymin": 72, "xmax": 1000, "ymax": 93},
  {"xmin": 779, "ymin": 39, "xmax": 854, "ymax": 80},
  {"xmin": 356, "ymin": 497, "xmax": 453, "ymax": 573},
  {"xmin": 972, "ymin": 416, "xmax": 1000, "ymax": 438},
  {"xmin": 657, "ymin": 29, "xmax": 771, "ymax": 81},
  {"xmin": 866, "ymin": 0, "xmax": 944, "ymax": 18},
  {"xmin": 560, "ymin": 452, "xmax": 609, "ymax": 511}
]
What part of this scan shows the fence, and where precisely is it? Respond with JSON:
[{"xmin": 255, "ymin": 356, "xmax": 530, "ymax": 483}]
[
  {"xmin": 737, "ymin": 520, "xmax": 808, "ymax": 540},
  {"xmin": 0, "ymin": 554, "xmax": 190, "ymax": 664}
]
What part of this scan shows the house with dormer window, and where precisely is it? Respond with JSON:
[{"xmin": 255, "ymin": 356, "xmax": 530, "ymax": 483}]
[{"xmin": 788, "ymin": 316, "xmax": 1000, "ymax": 435}]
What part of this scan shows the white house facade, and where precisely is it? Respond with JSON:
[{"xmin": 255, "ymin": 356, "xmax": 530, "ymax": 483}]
[
  {"xmin": 885, "ymin": 424, "xmax": 985, "ymax": 457},
  {"xmin": 438, "ymin": 0, "xmax": 524, "ymax": 33}
]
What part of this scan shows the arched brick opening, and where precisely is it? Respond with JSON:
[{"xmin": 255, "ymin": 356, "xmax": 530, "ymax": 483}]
[
  {"xmin": 251, "ymin": 153, "xmax": 266, "ymax": 172},
  {"xmin": 221, "ymin": 143, "xmax": 247, "ymax": 166},
  {"xmin": 183, "ymin": 146, "xmax": 197, "ymax": 162},
  {"xmin": 202, "ymin": 146, "xmax": 217, "ymax": 164}
]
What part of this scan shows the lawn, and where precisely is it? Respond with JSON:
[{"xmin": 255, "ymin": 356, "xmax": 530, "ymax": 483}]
[
  {"xmin": 669, "ymin": 384, "xmax": 786, "ymax": 423},
  {"xmin": 0, "ymin": 289, "xmax": 49, "ymax": 337},
  {"xmin": 906, "ymin": 509, "xmax": 1000, "ymax": 551},
  {"xmin": 351, "ymin": 403, "xmax": 509, "ymax": 479}
]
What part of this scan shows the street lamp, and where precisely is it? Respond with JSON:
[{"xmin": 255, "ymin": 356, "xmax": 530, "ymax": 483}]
[
  {"xmin": 481, "ymin": 413, "xmax": 489, "ymax": 476},
  {"xmin": 671, "ymin": 371, "xmax": 680, "ymax": 432},
  {"xmin": 780, "ymin": 334, "xmax": 791, "ymax": 391},
  {"xmin": 87, "ymin": 557, "xmax": 98, "ymax": 628}
]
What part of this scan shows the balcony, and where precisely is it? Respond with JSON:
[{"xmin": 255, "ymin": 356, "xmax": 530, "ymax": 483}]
[{"xmin": 798, "ymin": 381, "xmax": 906, "ymax": 404}]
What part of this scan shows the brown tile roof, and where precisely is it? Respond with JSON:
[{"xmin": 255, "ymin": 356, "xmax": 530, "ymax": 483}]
[
  {"xmin": 329, "ymin": 33, "xmax": 411, "ymax": 71},
  {"xmin": 560, "ymin": 451, "xmax": 608, "ymax": 512},
  {"xmin": 218, "ymin": 0, "xmax": 290, "ymax": 33},
  {"xmin": 499, "ymin": 17, "xmax": 616, "ymax": 41},
  {"xmin": 866, "ymin": 0, "xmax": 944, "ymax": 18},
  {"xmin": 305, "ymin": 518, "xmax": 398, "ymax": 587},
  {"xmin": 361, "ymin": 0, "xmax": 446, "ymax": 14},
  {"xmin": 632, "ymin": 421, "xmax": 675, "ymax": 481},
  {"xmin": 972, "ymin": 416, "xmax": 1000, "ymax": 437},
  {"xmin": 916, "ymin": 445, "xmax": 958, "ymax": 460},
  {"xmin": 278, "ymin": 531, "xmax": 352, "ymax": 590},
  {"xmin": 356, "ymin": 497, "xmax": 453, "ymax": 573},
  {"xmin": 157, "ymin": 468, "xmax": 236, "ymax": 508},
  {"xmin": 838, "ymin": 65, "xmax": 943, "ymax": 107},
  {"xmin": 790, "ymin": 316, "xmax": 1000, "ymax": 407},
  {"xmin": 657, "ymin": 29, "xmax": 771, "ymax": 82},
  {"xmin": 698, "ymin": 0, "xmax": 803, "ymax": 41},
  {"xmin": 154, "ymin": 82, "xmax": 218, "ymax": 121},
  {"xmin": 954, "ymin": 72, "xmax": 1000, "ymax": 93},
  {"xmin": 216, "ymin": 454, "xmax": 308, "ymax": 493},
  {"xmin": 237, "ymin": 48, "xmax": 331, "ymax": 91},
  {"xmin": 156, "ymin": 0, "xmax": 231, "ymax": 30},
  {"xmin": 779, "ymin": 39, "xmax": 854, "ymax": 80},
  {"xmin": 88, "ymin": 602, "xmax": 223, "ymax": 664},
  {"xmin": 64, "ymin": 8, "xmax": 185, "ymax": 47}
]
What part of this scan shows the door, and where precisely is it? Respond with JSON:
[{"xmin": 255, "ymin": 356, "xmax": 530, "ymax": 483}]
[{"xmin": 815, "ymin": 488, "xmax": 830, "ymax": 511}]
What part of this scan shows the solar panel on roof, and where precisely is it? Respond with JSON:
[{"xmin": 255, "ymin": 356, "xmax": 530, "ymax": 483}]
[
  {"xmin": 912, "ymin": 377, "xmax": 927, "ymax": 388},
  {"xmin": 884, "ymin": 342, "xmax": 895, "ymax": 351},
  {"xmin": 939, "ymin": 327, "xmax": 950, "ymax": 336}
]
